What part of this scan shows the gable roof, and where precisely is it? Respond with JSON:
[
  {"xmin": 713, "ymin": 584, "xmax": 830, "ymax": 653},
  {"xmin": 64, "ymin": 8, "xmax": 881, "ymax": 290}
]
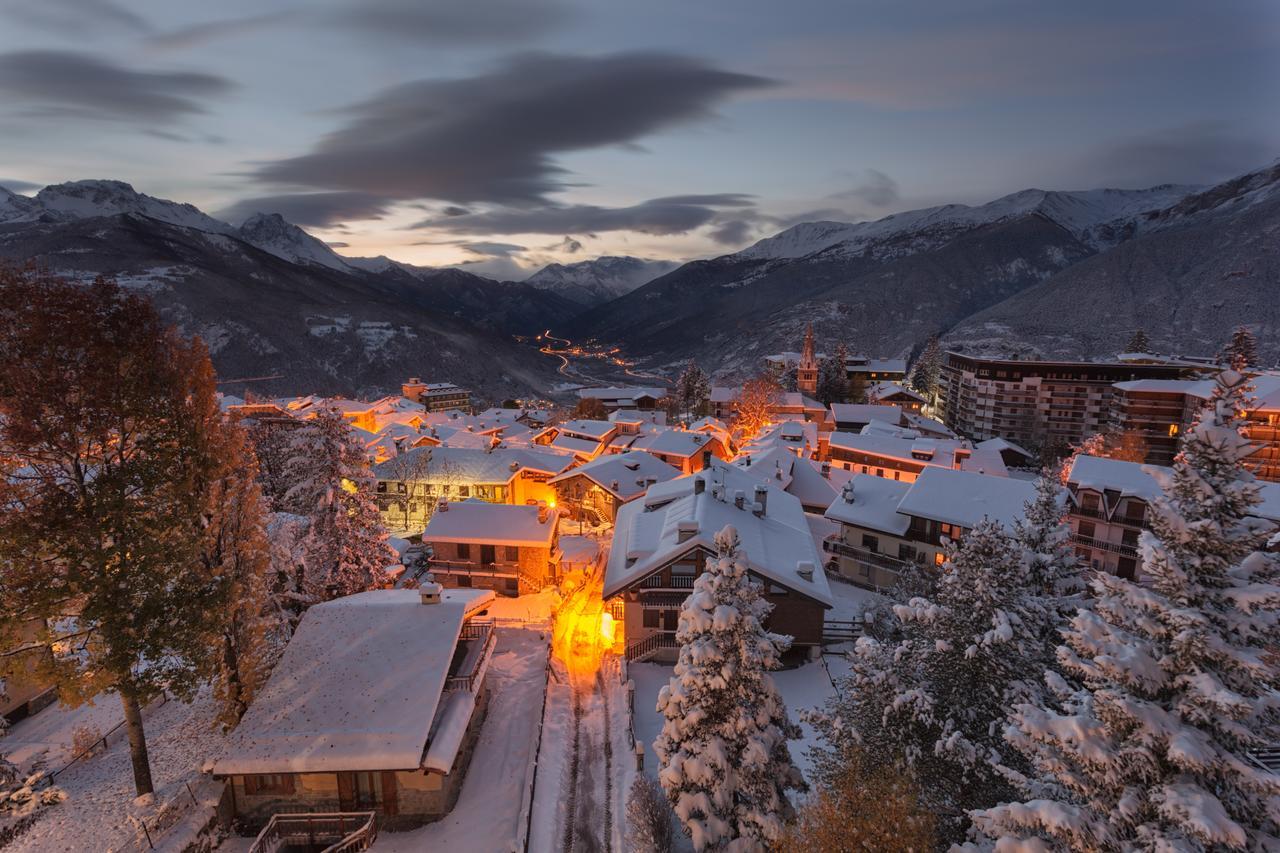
[
  {"xmin": 211, "ymin": 588, "xmax": 493, "ymax": 775},
  {"xmin": 896, "ymin": 467, "xmax": 1037, "ymax": 529},
  {"xmin": 423, "ymin": 500, "xmax": 557, "ymax": 547},
  {"xmin": 549, "ymin": 450, "xmax": 678, "ymax": 499}
]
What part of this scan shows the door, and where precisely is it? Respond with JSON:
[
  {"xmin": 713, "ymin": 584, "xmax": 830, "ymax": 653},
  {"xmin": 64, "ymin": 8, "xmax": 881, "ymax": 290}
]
[
  {"xmin": 661, "ymin": 609, "xmax": 678, "ymax": 632},
  {"xmin": 337, "ymin": 772, "xmax": 381, "ymax": 811},
  {"xmin": 480, "ymin": 544, "xmax": 496, "ymax": 565}
]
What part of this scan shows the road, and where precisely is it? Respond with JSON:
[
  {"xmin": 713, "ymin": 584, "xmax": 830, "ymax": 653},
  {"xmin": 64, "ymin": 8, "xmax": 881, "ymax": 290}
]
[{"xmin": 536, "ymin": 329, "xmax": 665, "ymax": 383}]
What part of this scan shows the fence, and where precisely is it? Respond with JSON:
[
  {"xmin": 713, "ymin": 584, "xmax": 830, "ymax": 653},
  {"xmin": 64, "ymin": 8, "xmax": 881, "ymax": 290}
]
[
  {"xmin": 48, "ymin": 693, "xmax": 169, "ymax": 784},
  {"xmin": 248, "ymin": 811, "xmax": 377, "ymax": 853},
  {"xmin": 123, "ymin": 780, "xmax": 205, "ymax": 851}
]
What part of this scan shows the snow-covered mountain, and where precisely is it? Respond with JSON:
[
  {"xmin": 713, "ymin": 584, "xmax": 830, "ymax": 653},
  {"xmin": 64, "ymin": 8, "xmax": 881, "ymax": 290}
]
[
  {"xmin": 524, "ymin": 255, "xmax": 679, "ymax": 307},
  {"xmin": 24, "ymin": 180, "xmax": 238, "ymax": 234},
  {"xmin": 236, "ymin": 212, "xmax": 352, "ymax": 271},
  {"xmin": 738, "ymin": 183, "xmax": 1199, "ymax": 261}
]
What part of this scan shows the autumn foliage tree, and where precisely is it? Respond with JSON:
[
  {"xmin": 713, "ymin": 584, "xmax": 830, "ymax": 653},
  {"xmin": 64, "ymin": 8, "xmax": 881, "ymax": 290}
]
[
  {"xmin": 731, "ymin": 374, "xmax": 780, "ymax": 443},
  {"xmin": 779, "ymin": 747, "xmax": 936, "ymax": 852},
  {"xmin": 0, "ymin": 269, "xmax": 236, "ymax": 796}
]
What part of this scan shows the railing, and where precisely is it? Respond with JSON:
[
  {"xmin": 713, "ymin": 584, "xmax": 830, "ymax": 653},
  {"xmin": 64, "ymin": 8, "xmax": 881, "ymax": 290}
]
[
  {"xmin": 821, "ymin": 538, "xmax": 912, "ymax": 571},
  {"xmin": 49, "ymin": 693, "xmax": 169, "ymax": 783},
  {"xmin": 444, "ymin": 627, "xmax": 497, "ymax": 694},
  {"xmin": 248, "ymin": 811, "xmax": 377, "ymax": 853},
  {"xmin": 1071, "ymin": 533, "xmax": 1138, "ymax": 558},
  {"xmin": 429, "ymin": 559, "xmax": 519, "ymax": 578},
  {"xmin": 640, "ymin": 574, "xmax": 695, "ymax": 590},
  {"xmin": 459, "ymin": 620, "xmax": 494, "ymax": 641},
  {"xmin": 624, "ymin": 632, "xmax": 678, "ymax": 662}
]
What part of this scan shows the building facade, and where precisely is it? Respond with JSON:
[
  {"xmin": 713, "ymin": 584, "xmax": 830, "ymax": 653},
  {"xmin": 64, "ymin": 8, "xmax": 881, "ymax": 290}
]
[
  {"xmin": 422, "ymin": 501, "xmax": 560, "ymax": 595},
  {"xmin": 402, "ymin": 379, "xmax": 471, "ymax": 413}
]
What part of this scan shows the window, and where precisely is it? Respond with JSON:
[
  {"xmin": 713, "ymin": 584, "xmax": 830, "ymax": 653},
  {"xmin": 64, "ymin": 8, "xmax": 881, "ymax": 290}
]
[
  {"xmin": 376, "ymin": 482, "xmax": 387, "ymax": 493},
  {"xmin": 861, "ymin": 534, "xmax": 879, "ymax": 553},
  {"xmin": 396, "ymin": 482, "xmax": 407, "ymax": 494},
  {"xmin": 898, "ymin": 544, "xmax": 918, "ymax": 562},
  {"xmin": 643, "ymin": 609, "xmax": 660, "ymax": 629},
  {"xmin": 1078, "ymin": 521, "xmax": 1095, "ymax": 538},
  {"xmin": 457, "ymin": 543, "xmax": 471, "ymax": 559},
  {"xmin": 671, "ymin": 562, "xmax": 697, "ymax": 576},
  {"xmin": 244, "ymin": 774, "xmax": 294, "ymax": 795},
  {"xmin": 458, "ymin": 486, "xmax": 470, "ymax": 497},
  {"xmin": 934, "ymin": 552, "xmax": 945, "ymax": 566},
  {"xmin": 504, "ymin": 546, "xmax": 519, "ymax": 562}
]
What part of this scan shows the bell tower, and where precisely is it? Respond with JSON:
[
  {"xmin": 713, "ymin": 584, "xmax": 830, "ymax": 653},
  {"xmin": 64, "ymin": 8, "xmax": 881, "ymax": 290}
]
[{"xmin": 797, "ymin": 325, "xmax": 818, "ymax": 396}]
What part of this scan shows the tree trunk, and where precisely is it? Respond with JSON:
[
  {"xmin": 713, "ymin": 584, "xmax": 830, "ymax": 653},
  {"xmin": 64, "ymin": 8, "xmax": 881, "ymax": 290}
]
[
  {"xmin": 120, "ymin": 689, "xmax": 154, "ymax": 797},
  {"xmin": 222, "ymin": 629, "xmax": 247, "ymax": 723}
]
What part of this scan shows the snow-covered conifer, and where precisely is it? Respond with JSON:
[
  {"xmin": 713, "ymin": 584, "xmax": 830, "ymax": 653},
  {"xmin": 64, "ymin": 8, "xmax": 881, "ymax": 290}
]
[
  {"xmin": 909, "ymin": 336, "xmax": 943, "ymax": 404},
  {"xmin": 812, "ymin": 520, "xmax": 1054, "ymax": 844},
  {"xmin": 1126, "ymin": 328, "xmax": 1152, "ymax": 354},
  {"xmin": 1221, "ymin": 325, "xmax": 1259, "ymax": 369},
  {"xmin": 677, "ymin": 361, "xmax": 712, "ymax": 420},
  {"xmin": 654, "ymin": 525, "xmax": 804, "ymax": 850},
  {"xmin": 969, "ymin": 368, "xmax": 1280, "ymax": 850}
]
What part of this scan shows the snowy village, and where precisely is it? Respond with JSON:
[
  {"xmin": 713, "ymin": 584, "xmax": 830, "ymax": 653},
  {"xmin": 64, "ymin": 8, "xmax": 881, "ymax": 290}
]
[{"xmin": 1, "ymin": 3, "xmax": 1279, "ymax": 852}]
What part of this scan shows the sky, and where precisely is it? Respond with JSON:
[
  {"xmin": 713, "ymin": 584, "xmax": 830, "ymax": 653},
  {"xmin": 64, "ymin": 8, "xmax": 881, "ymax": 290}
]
[{"xmin": 0, "ymin": 0, "xmax": 1277, "ymax": 278}]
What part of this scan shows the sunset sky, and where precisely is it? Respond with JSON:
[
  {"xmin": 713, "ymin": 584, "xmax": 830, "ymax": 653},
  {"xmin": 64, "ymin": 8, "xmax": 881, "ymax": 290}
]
[{"xmin": 1, "ymin": 0, "xmax": 1276, "ymax": 277}]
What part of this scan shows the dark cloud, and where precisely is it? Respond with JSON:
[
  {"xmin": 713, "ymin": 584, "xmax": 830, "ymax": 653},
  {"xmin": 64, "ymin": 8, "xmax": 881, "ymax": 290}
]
[
  {"xmin": 441, "ymin": 206, "xmax": 471, "ymax": 217},
  {"xmin": 216, "ymin": 192, "xmax": 393, "ymax": 228},
  {"xmin": 2, "ymin": 0, "xmax": 149, "ymax": 35},
  {"xmin": 328, "ymin": 0, "xmax": 570, "ymax": 44},
  {"xmin": 0, "ymin": 178, "xmax": 42, "ymax": 193},
  {"xmin": 254, "ymin": 52, "xmax": 773, "ymax": 205},
  {"xmin": 829, "ymin": 169, "xmax": 899, "ymax": 207},
  {"xmin": 543, "ymin": 235, "xmax": 584, "ymax": 253},
  {"xmin": 415, "ymin": 194, "xmax": 756, "ymax": 236},
  {"xmin": 460, "ymin": 241, "xmax": 528, "ymax": 257},
  {"xmin": 147, "ymin": 12, "xmax": 298, "ymax": 51},
  {"xmin": 707, "ymin": 219, "xmax": 755, "ymax": 246},
  {"xmin": 1081, "ymin": 121, "xmax": 1276, "ymax": 187},
  {"xmin": 0, "ymin": 50, "xmax": 232, "ymax": 122}
]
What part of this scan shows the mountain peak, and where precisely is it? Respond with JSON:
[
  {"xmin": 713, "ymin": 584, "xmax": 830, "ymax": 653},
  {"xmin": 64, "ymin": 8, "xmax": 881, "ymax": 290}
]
[
  {"xmin": 525, "ymin": 255, "xmax": 679, "ymax": 307},
  {"xmin": 33, "ymin": 179, "xmax": 236, "ymax": 234},
  {"xmin": 237, "ymin": 212, "xmax": 351, "ymax": 271}
]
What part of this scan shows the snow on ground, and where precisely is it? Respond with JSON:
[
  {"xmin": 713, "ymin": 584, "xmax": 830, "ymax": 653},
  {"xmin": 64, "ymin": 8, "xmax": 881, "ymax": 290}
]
[
  {"xmin": 477, "ymin": 588, "xmax": 560, "ymax": 625},
  {"xmin": 2, "ymin": 697, "xmax": 124, "ymax": 772},
  {"xmin": 7, "ymin": 687, "xmax": 225, "ymax": 853},
  {"xmin": 375, "ymin": 627, "xmax": 550, "ymax": 852},
  {"xmin": 825, "ymin": 576, "xmax": 884, "ymax": 622}
]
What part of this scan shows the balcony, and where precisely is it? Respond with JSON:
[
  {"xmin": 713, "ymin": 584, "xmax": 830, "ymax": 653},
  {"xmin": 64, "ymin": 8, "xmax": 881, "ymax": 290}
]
[
  {"xmin": 1071, "ymin": 533, "xmax": 1138, "ymax": 558},
  {"xmin": 640, "ymin": 574, "xmax": 696, "ymax": 590},
  {"xmin": 444, "ymin": 621, "xmax": 496, "ymax": 693},
  {"xmin": 822, "ymin": 538, "xmax": 913, "ymax": 571},
  {"xmin": 429, "ymin": 559, "xmax": 518, "ymax": 579}
]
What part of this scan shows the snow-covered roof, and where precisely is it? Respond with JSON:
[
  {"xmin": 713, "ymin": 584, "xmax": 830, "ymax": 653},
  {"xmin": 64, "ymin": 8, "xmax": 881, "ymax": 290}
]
[
  {"xmin": 423, "ymin": 501, "xmax": 557, "ymax": 547},
  {"xmin": 830, "ymin": 403, "xmax": 902, "ymax": 425},
  {"xmin": 1067, "ymin": 455, "xmax": 1165, "ymax": 503},
  {"xmin": 773, "ymin": 392, "xmax": 825, "ymax": 412},
  {"xmin": 549, "ymin": 450, "xmax": 679, "ymax": 499},
  {"xmin": 1113, "ymin": 378, "xmax": 1216, "ymax": 396},
  {"xmin": 734, "ymin": 446, "xmax": 839, "ymax": 511},
  {"xmin": 977, "ymin": 437, "xmax": 1035, "ymax": 460},
  {"xmin": 604, "ymin": 462, "xmax": 832, "ymax": 607},
  {"xmin": 629, "ymin": 429, "xmax": 714, "ymax": 459},
  {"xmin": 709, "ymin": 386, "xmax": 736, "ymax": 403},
  {"xmin": 868, "ymin": 382, "xmax": 925, "ymax": 403},
  {"xmin": 845, "ymin": 357, "xmax": 906, "ymax": 373},
  {"xmin": 903, "ymin": 413, "xmax": 958, "ymax": 438},
  {"xmin": 558, "ymin": 419, "xmax": 617, "ymax": 440},
  {"xmin": 824, "ymin": 475, "xmax": 913, "ymax": 535},
  {"xmin": 895, "ymin": 467, "xmax": 1038, "ymax": 529},
  {"xmin": 211, "ymin": 588, "xmax": 493, "ymax": 775},
  {"xmin": 577, "ymin": 386, "xmax": 666, "ymax": 402},
  {"xmin": 373, "ymin": 447, "xmax": 572, "ymax": 483},
  {"xmin": 552, "ymin": 433, "xmax": 606, "ymax": 458}
]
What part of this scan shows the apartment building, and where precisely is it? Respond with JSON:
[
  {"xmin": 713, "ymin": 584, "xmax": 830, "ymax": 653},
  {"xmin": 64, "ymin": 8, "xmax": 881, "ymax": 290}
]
[
  {"xmin": 939, "ymin": 352, "xmax": 1193, "ymax": 449},
  {"xmin": 402, "ymin": 379, "xmax": 472, "ymax": 413}
]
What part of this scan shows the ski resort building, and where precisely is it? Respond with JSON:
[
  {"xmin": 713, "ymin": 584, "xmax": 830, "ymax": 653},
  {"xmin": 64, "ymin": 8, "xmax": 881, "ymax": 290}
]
[
  {"xmin": 823, "ymin": 468, "xmax": 1038, "ymax": 590},
  {"xmin": 843, "ymin": 355, "xmax": 907, "ymax": 385},
  {"xmin": 212, "ymin": 587, "xmax": 496, "ymax": 830},
  {"xmin": 867, "ymin": 381, "xmax": 927, "ymax": 412},
  {"xmin": 401, "ymin": 379, "xmax": 471, "ymax": 412},
  {"xmin": 421, "ymin": 500, "xmax": 561, "ymax": 594},
  {"xmin": 604, "ymin": 462, "xmax": 833, "ymax": 662},
  {"xmin": 826, "ymin": 430, "xmax": 1008, "ymax": 482},
  {"xmin": 548, "ymin": 450, "xmax": 678, "ymax": 525}
]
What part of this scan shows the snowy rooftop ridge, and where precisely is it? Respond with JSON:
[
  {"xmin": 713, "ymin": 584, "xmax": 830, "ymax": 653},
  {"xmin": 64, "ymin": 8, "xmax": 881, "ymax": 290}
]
[{"xmin": 211, "ymin": 588, "xmax": 493, "ymax": 775}]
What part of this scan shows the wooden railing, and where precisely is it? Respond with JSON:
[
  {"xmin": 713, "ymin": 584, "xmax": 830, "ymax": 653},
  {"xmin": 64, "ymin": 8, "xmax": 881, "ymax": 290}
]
[
  {"xmin": 444, "ymin": 626, "xmax": 497, "ymax": 694},
  {"xmin": 248, "ymin": 811, "xmax": 377, "ymax": 853},
  {"xmin": 624, "ymin": 633, "xmax": 678, "ymax": 662},
  {"xmin": 1071, "ymin": 533, "xmax": 1138, "ymax": 558},
  {"xmin": 640, "ymin": 574, "xmax": 695, "ymax": 589}
]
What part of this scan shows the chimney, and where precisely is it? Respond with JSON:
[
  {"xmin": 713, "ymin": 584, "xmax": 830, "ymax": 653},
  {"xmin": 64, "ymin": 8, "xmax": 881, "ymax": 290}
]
[
  {"xmin": 419, "ymin": 581, "xmax": 443, "ymax": 604},
  {"xmin": 677, "ymin": 520, "xmax": 699, "ymax": 542},
  {"xmin": 842, "ymin": 482, "xmax": 855, "ymax": 504},
  {"xmin": 693, "ymin": 476, "xmax": 705, "ymax": 495},
  {"xmin": 796, "ymin": 561, "xmax": 814, "ymax": 582},
  {"xmin": 438, "ymin": 499, "xmax": 449, "ymax": 512},
  {"xmin": 821, "ymin": 461, "xmax": 831, "ymax": 479},
  {"xmin": 733, "ymin": 489, "xmax": 745, "ymax": 510},
  {"xmin": 611, "ymin": 479, "xmax": 620, "ymax": 492},
  {"xmin": 753, "ymin": 484, "xmax": 768, "ymax": 517},
  {"xmin": 538, "ymin": 504, "xmax": 550, "ymax": 524},
  {"xmin": 510, "ymin": 461, "xmax": 520, "ymax": 472}
]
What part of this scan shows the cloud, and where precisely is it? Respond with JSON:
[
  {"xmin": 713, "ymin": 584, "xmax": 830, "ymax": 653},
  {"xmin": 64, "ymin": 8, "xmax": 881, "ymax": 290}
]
[
  {"xmin": 216, "ymin": 191, "xmax": 393, "ymax": 227},
  {"xmin": 324, "ymin": 241, "xmax": 350, "ymax": 248},
  {"xmin": 829, "ymin": 169, "xmax": 899, "ymax": 207},
  {"xmin": 414, "ymin": 193, "xmax": 756, "ymax": 236},
  {"xmin": 327, "ymin": 0, "xmax": 570, "ymax": 44},
  {"xmin": 707, "ymin": 219, "xmax": 754, "ymax": 246},
  {"xmin": 1079, "ymin": 121, "xmax": 1277, "ymax": 187},
  {"xmin": 2, "ymin": 0, "xmax": 149, "ymax": 35},
  {"xmin": 253, "ymin": 52, "xmax": 773, "ymax": 205},
  {"xmin": 0, "ymin": 50, "xmax": 232, "ymax": 122},
  {"xmin": 459, "ymin": 241, "xmax": 528, "ymax": 257},
  {"xmin": 441, "ymin": 206, "xmax": 471, "ymax": 217},
  {"xmin": 147, "ymin": 12, "xmax": 297, "ymax": 51},
  {"xmin": 543, "ymin": 235, "xmax": 584, "ymax": 254},
  {"xmin": 0, "ymin": 178, "xmax": 42, "ymax": 193}
]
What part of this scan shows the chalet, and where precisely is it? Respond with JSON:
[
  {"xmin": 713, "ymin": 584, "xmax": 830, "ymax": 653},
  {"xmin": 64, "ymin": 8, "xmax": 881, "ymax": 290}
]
[
  {"xmin": 769, "ymin": 392, "xmax": 827, "ymax": 423},
  {"xmin": 823, "ymin": 467, "xmax": 1038, "ymax": 590},
  {"xmin": 733, "ymin": 445, "xmax": 842, "ymax": 513},
  {"xmin": 830, "ymin": 403, "xmax": 902, "ymax": 433},
  {"xmin": 421, "ymin": 500, "xmax": 560, "ymax": 595},
  {"xmin": 576, "ymin": 386, "xmax": 668, "ymax": 413},
  {"xmin": 372, "ymin": 447, "xmax": 572, "ymax": 534},
  {"xmin": 548, "ymin": 450, "xmax": 678, "ymax": 525},
  {"xmin": 709, "ymin": 386, "xmax": 737, "ymax": 421},
  {"xmin": 867, "ymin": 382, "xmax": 926, "ymax": 412},
  {"xmin": 533, "ymin": 419, "xmax": 618, "ymax": 461},
  {"xmin": 604, "ymin": 463, "xmax": 833, "ymax": 662},
  {"xmin": 843, "ymin": 355, "xmax": 907, "ymax": 385},
  {"xmin": 211, "ymin": 587, "xmax": 496, "ymax": 831},
  {"xmin": 826, "ymin": 430, "xmax": 1008, "ymax": 482},
  {"xmin": 620, "ymin": 429, "xmax": 728, "ymax": 474}
]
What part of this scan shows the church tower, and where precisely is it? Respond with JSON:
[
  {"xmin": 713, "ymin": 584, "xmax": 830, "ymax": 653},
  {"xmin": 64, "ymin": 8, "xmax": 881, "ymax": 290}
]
[{"xmin": 797, "ymin": 324, "xmax": 818, "ymax": 396}]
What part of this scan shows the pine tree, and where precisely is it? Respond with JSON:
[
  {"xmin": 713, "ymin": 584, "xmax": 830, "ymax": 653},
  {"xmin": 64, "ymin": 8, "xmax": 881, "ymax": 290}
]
[
  {"xmin": 779, "ymin": 746, "xmax": 936, "ymax": 852},
  {"xmin": 910, "ymin": 336, "xmax": 943, "ymax": 404},
  {"xmin": 0, "ymin": 270, "xmax": 235, "ymax": 796},
  {"xmin": 1014, "ymin": 465, "xmax": 1084, "ymax": 612},
  {"xmin": 654, "ymin": 525, "xmax": 805, "ymax": 850},
  {"xmin": 1221, "ymin": 325, "xmax": 1259, "ymax": 369},
  {"xmin": 1126, "ymin": 328, "xmax": 1152, "ymax": 354},
  {"xmin": 283, "ymin": 408, "xmax": 394, "ymax": 600},
  {"xmin": 812, "ymin": 521, "xmax": 1057, "ymax": 844},
  {"xmin": 677, "ymin": 361, "xmax": 712, "ymax": 420},
  {"xmin": 969, "ymin": 368, "xmax": 1280, "ymax": 850}
]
